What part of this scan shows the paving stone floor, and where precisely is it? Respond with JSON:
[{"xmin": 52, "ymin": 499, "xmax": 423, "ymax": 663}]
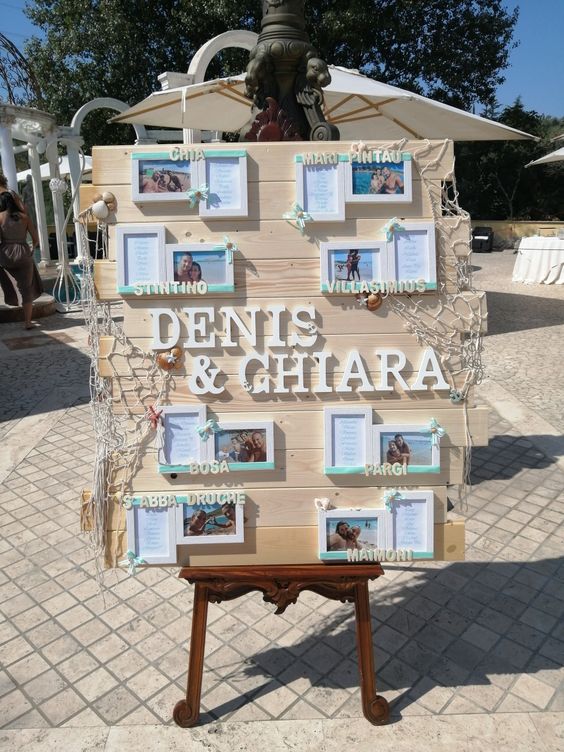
[{"xmin": 0, "ymin": 252, "xmax": 563, "ymax": 733}]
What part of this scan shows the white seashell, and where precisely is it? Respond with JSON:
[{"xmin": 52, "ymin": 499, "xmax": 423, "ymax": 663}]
[
  {"xmin": 314, "ymin": 497, "xmax": 332, "ymax": 510},
  {"xmin": 91, "ymin": 199, "xmax": 109, "ymax": 219},
  {"xmin": 102, "ymin": 191, "xmax": 116, "ymax": 204}
]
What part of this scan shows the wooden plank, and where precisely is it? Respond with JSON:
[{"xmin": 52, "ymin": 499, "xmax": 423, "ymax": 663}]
[
  {"xmin": 99, "ymin": 333, "xmax": 464, "ymax": 378},
  {"xmin": 92, "ymin": 140, "xmax": 455, "ymax": 186},
  {"xmin": 103, "ymin": 485, "xmax": 449, "ymax": 530},
  {"xmin": 95, "ymin": 264, "xmax": 485, "ymax": 335},
  {"xmin": 103, "ymin": 216, "xmax": 468, "ymax": 262},
  {"xmin": 80, "ymin": 179, "xmax": 434, "ymax": 222},
  {"xmin": 111, "ymin": 376, "xmax": 471, "ymax": 411},
  {"xmin": 434, "ymin": 517, "xmax": 465, "ymax": 561},
  {"xmin": 106, "ymin": 521, "xmax": 461, "ymax": 567},
  {"xmin": 118, "ymin": 445, "xmax": 464, "ymax": 488}
]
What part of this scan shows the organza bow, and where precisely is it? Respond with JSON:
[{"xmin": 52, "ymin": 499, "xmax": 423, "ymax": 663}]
[
  {"xmin": 349, "ymin": 141, "xmax": 367, "ymax": 157},
  {"xmin": 223, "ymin": 236, "xmax": 239, "ymax": 264},
  {"xmin": 187, "ymin": 184, "xmax": 209, "ymax": 208},
  {"xmin": 196, "ymin": 419, "xmax": 221, "ymax": 441},
  {"xmin": 383, "ymin": 489, "xmax": 404, "ymax": 512},
  {"xmin": 314, "ymin": 497, "xmax": 332, "ymax": 510},
  {"xmin": 283, "ymin": 203, "xmax": 312, "ymax": 235},
  {"xmin": 120, "ymin": 550, "xmax": 145, "ymax": 576},
  {"xmin": 428, "ymin": 418, "xmax": 446, "ymax": 447},
  {"xmin": 383, "ymin": 217, "xmax": 406, "ymax": 241}
]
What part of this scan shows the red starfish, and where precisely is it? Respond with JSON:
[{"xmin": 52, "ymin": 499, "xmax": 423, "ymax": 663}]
[{"xmin": 146, "ymin": 405, "xmax": 163, "ymax": 430}]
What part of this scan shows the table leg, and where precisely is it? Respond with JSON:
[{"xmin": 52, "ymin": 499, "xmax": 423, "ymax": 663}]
[
  {"xmin": 173, "ymin": 583, "xmax": 209, "ymax": 728},
  {"xmin": 354, "ymin": 581, "xmax": 390, "ymax": 725}
]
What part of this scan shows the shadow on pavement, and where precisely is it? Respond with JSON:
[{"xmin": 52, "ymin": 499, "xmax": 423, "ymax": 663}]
[
  {"xmin": 203, "ymin": 556, "xmax": 563, "ymax": 721},
  {"xmin": 470, "ymin": 435, "xmax": 556, "ymax": 484},
  {"xmin": 485, "ymin": 291, "xmax": 564, "ymax": 336}
]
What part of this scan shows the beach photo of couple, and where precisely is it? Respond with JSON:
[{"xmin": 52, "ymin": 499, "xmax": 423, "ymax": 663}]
[
  {"xmin": 214, "ymin": 429, "xmax": 268, "ymax": 465},
  {"xmin": 138, "ymin": 159, "xmax": 192, "ymax": 195},
  {"xmin": 380, "ymin": 431, "xmax": 432, "ymax": 467},
  {"xmin": 352, "ymin": 161, "xmax": 405, "ymax": 196},
  {"xmin": 183, "ymin": 502, "xmax": 238, "ymax": 537},
  {"xmin": 326, "ymin": 517, "xmax": 380, "ymax": 552},
  {"xmin": 329, "ymin": 248, "xmax": 378, "ymax": 283},
  {"xmin": 172, "ymin": 249, "xmax": 227, "ymax": 286}
]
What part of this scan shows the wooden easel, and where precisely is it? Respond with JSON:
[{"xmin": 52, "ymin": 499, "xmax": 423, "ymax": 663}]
[{"xmin": 173, "ymin": 564, "xmax": 390, "ymax": 727}]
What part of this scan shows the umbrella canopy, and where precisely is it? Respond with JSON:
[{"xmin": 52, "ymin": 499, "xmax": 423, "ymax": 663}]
[
  {"xmin": 526, "ymin": 147, "xmax": 564, "ymax": 167},
  {"xmin": 111, "ymin": 66, "xmax": 535, "ymax": 141},
  {"xmin": 16, "ymin": 155, "xmax": 93, "ymax": 182}
]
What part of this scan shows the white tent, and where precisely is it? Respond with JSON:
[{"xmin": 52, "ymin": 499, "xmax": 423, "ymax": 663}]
[
  {"xmin": 17, "ymin": 155, "xmax": 93, "ymax": 182},
  {"xmin": 526, "ymin": 147, "xmax": 564, "ymax": 167},
  {"xmin": 111, "ymin": 66, "xmax": 535, "ymax": 141}
]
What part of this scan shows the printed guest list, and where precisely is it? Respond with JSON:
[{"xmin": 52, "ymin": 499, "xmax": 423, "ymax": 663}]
[
  {"xmin": 124, "ymin": 234, "xmax": 160, "ymax": 285},
  {"xmin": 393, "ymin": 499, "xmax": 427, "ymax": 551},
  {"xmin": 332, "ymin": 414, "xmax": 365, "ymax": 466},
  {"xmin": 164, "ymin": 414, "xmax": 200, "ymax": 466},
  {"xmin": 207, "ymin": 158, "xmax": 241, "ymax": 209},
  {"xmin": 394, "ymin": 230, "xmax": 428, "ymax": 280},
  {"xmin": 135, "ymin": 508, "xmax": 170, "ymax": 558},
  {"xmin": 304, "ymin": 164, "xmax": 338, "ymax": 215}
]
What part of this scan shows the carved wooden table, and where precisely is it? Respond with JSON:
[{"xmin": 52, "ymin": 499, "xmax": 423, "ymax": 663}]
[{"xmin": 173, "ymin": 564, "xmax": 390, "ymax": 727}]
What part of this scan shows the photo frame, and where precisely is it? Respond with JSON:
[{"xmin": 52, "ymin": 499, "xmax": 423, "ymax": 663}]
[
  {"xmin": 295, "ymin": 156, "xmax": 346, "ymax": 221},
  {"xmin": 131, "ymin": 153, "xmax": 195, "ymax": 202},
  {"xmin": 212, "ymin": 421, "xmax": 275, "ymax": 471},
  {"xmin": 116, "ymin": 224, "xmax": 166, "ymax": 294},
  {"xmin": 157, "ymin": 406, "xmax": 212, "ymax": 473},
  {"xmin": 385, "ymin": 490, "xmax": 434, "ymax": 559},
  {"xmin": 345, "ymin": 152, "xmax": 413, "ymax": 203},
  {"xmin": 165, "ymin": 243, "xmax": 235, "ymax": 293},
  {"xmin": 319, "ymin": 240, "xmax": 388, "ymax": 293},
  {"xmin": 386, "ymin": 221, "xmax": 437, "ymax": 291},
  {"xmin": 176, "ymin": 498, "xmax": 245, "ymax": 545},
  {"xmin": 318, "ymin": 508, "xmax": 386, "ymax": 561},
  {"xmin": 197, "ymin": 150, "xmax": 248, "ymax": 218},
  {"xmin": 373, "ymin": 424, "xmax": 440, "ymax": 474},
  {"xmin": 125, "ymin": 502, "xmax": 177, "ymax": 565},
  {"xmin": 324, "ymin": 407, "xmax": 373, "ymax": 474}
]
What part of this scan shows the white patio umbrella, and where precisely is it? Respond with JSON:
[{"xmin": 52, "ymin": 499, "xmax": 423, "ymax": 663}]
[
  {"xmin": 526, "ymin": 147, "xmax": 564, "ymax": 167},
  {"xmin": 16, "ymin": 155, "xmax": 93, "ymax": 182},
  {"xmin": 110, "ymin": 66, "xmax": 535, "ymax": 141}
]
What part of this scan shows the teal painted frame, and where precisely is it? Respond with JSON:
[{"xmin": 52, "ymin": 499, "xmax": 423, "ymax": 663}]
[
  {"xmin": 198, "ymin": 150, "xmax": 248, "ymax": 218},
  {"xmin": 372, "ymin": 424, "xmax": 441, "ymax": 474},
  {"xmin": 317, "ymin": 507, "xmax": 387, "ymax": 562},
  {"xmin": 324, "ymin": 406, "xmax": 373, "ymax": 476},
  {"xmin": 385, "ymin": 490, "xmax": 435, "ymax": 559}
]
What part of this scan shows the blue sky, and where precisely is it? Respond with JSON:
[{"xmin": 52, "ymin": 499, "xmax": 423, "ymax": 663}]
[{"xmin": 1, "ymin": 0, "xmax": 563, "ymax": 117}]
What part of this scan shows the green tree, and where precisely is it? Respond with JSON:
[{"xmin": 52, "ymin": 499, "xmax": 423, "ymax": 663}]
[
  {"xmin": 23, "ymin": 0, "xmax": 518, "ymax": 150},
  {"xmin": 455, "ymin": 100, "xmax": 564, "ymax": 221}
]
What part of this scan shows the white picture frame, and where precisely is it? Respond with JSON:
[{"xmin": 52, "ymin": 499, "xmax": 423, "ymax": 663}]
[
  {"xmin": 295, "ymin": 156, "xmax": 346, "ymax": 222},
  {"xmin": 158, "ymin": 406, "xmax": 212, "ymax": 473},
  {"xmin": 197, "ymin": 150, "xmax": 248, "ymax": 218},
  {"xmin": 212, "ymin": 420, "xmax": 275, "ymax": 471},
  {"xmin": 176, "ymin": 497, "xmax": 245, "ymax": 545},
  {"xmin": 165, "ymin": 243, "xmax": 235, "ymax": 293},
  {"xmin": 125, "ymin": 502, "xmax": 177, "ymax": 565},
  {"xmin": 116, "ymin": 224, "xmax": 166, "ymax": 294},
  {"xmin": 318, "ymin": 508, "xmax": 387, "ymax": 561},
  {"xmin": 131, "ymin": 153, "xmax": 195, "ymax": 202},
  {"xmin": 373, "ymin": 424, "xmax": 440, "ymax": 474},
  {"xmin": 386, "ymin": 221, "xmax": 437, "ymax": 291},
  {"xmin": 385, "ymin": 490, "xmax": 434, "ymax": 559},
  {"xmin": 345, "ymin": 152, "xmax": 413, "ymax": 203},
  {"xmin": 319, "ymin": 239, "xmax": 388, "ymax": 293},
  {"xmin": 324, "ymin": 407, "xmax": 373, "ymax": 474}
]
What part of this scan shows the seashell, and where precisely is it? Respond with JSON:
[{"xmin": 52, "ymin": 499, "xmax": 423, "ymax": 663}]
[
  {"xmin": 156, "ymin": 352, "xmax": 175, "ymax": 371},
  {"xmin": 91, "ymin": 199, "xmax": 109, "ymax": 219},
  {"xmin": 366, "ymin": 292, "xmax": 383, "ymax": 311},
  {"xmin": 92, "ymin": 192, "xmax": 103, "ymax": 203},
  {"xmin": 169, "ymin": 346, "xmax": 183, "ymax": 369},
  {"xmin": 102, "ymin": 191, "xmax": 116, "ymax": 204}
]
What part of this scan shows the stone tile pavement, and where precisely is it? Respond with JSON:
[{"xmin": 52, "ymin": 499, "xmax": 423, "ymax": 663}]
[{"xmin": 0, "ymin": 251, "xmax": 563, "ymax": 748}]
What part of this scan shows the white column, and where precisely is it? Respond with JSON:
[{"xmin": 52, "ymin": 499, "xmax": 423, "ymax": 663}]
[
  {"xmin": 0, "ymin": 118, "xmax": 17, "ymax": 190},
  {"xmin": 61, "ymin": 137, "xmax": 86, "ymax": 259},
  {"xmin": 45, "ymin": 137, "xmax": 69, "ymax": 267},
  {"xmin": 27, "ymin": 141, "xmax": 52, "ymax": 267}
]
